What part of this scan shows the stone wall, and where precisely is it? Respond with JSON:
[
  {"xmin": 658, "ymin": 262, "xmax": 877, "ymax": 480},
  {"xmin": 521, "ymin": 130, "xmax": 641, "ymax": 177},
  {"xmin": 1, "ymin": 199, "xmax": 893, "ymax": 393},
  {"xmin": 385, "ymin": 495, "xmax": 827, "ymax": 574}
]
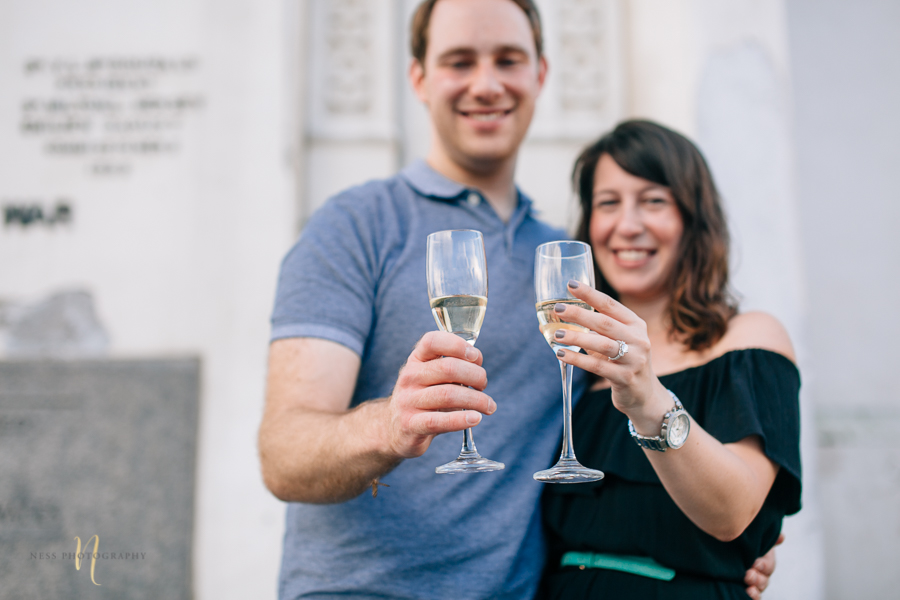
[
  {"xmin": 787, "ymin": 0, "xmax": 900, "ymax": 597},
  {"xmin": 0, "ymin": 0, "xmax": 296, "ymax": 597}
]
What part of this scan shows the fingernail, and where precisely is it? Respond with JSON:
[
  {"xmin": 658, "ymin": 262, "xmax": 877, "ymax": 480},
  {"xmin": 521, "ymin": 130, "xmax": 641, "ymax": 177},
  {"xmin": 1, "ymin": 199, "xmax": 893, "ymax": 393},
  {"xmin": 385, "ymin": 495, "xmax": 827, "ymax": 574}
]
[
  {"xmin": 489, "ymin": 399, "xmax": 497, "ymax": 413},
  {"xmin": 554, "ymin": 329, "xmax": 566, "ymax": 339},
  {"xmin": 556, "ymin": 349, "xmax": 565, "ymax": 358},
  {"xmin": 465, "ymin": 412, "xmax": 481, "ymax": 425},
  {"xmin": 568, "ymin": 279, "xmax": 580, "ymax": 289},
  {"xmin": 465, "ymin": 346, "xmax": 478, "ymax": 361},
  {"xmin": 554, "ymin": 303, "xmax": 566, "ymax": 313}
]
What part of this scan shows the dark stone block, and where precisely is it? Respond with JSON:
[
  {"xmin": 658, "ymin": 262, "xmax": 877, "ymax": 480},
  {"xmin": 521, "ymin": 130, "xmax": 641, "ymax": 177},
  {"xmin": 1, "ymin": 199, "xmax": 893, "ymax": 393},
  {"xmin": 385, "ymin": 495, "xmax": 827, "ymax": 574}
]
[{"xmin": 0, "ymin": 358, "xmax": 200, "ymax": 599}]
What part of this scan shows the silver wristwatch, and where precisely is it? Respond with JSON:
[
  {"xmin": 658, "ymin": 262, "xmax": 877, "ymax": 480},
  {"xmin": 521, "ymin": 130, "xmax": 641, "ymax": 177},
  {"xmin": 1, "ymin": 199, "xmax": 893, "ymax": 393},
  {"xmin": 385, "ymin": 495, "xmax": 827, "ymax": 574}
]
[{"xmin": 628, "ymin": 389, "xmax": 690, "ymax": 451}]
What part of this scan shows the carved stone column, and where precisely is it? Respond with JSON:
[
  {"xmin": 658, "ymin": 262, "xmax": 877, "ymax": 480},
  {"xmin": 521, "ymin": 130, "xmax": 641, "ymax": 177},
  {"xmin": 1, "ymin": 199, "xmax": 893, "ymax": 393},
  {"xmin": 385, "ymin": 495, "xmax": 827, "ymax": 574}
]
[
  {"xmin": 303, "ymin": 0, "xmax": 399, "ymax": 223},
  {"xmin": 519, "ymin": 0, "xmax": 626, "ymax": 231}
]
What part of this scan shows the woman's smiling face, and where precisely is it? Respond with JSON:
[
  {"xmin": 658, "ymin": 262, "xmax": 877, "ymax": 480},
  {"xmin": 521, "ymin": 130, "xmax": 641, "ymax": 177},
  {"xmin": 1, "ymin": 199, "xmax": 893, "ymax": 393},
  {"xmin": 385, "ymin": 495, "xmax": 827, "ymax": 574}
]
[{"xmin": 589, "ymin": 153, "xmax": 684, "ymax": 303}]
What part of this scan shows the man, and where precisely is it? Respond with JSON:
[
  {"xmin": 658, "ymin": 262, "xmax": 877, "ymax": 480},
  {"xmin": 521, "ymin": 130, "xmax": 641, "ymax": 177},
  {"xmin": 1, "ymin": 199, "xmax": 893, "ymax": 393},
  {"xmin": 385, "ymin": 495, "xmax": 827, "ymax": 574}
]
[{"xmin": 259, "ymin": 1, "xmax": 776, "ymax": 598}]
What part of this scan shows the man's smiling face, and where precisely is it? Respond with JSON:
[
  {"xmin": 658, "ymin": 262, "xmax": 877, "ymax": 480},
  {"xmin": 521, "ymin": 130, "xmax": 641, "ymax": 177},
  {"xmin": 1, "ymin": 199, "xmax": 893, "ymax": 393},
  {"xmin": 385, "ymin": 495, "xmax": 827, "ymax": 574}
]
[{"xmin": 410, "ymin": 0, "xmax": 547, "ymax": 174}]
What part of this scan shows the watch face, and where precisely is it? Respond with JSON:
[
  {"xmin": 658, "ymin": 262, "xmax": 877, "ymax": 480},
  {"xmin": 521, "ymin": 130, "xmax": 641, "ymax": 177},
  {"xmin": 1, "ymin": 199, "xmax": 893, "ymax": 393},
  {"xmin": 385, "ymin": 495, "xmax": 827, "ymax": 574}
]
[{"xmin": 666, "ymin": 412, "xmax": 690, "ymax": 449}]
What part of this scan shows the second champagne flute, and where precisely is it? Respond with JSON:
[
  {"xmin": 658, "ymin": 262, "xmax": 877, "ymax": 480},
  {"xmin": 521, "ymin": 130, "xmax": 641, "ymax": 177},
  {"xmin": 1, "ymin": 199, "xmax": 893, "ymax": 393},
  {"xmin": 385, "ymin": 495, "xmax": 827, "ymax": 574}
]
[
  {"xmin": 427, "ymin": 229, "xmax": 504, "ymax": 474},
  {"xmin": 533, "ymin": 240, "xmax": 604, "ymax": 483}
]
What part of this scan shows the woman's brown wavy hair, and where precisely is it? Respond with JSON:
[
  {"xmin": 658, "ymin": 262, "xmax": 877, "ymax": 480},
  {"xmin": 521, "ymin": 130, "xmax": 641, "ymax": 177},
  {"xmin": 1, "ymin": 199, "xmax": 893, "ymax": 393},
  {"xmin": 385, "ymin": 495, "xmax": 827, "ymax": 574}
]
[{"xmin": 573, "ymin": 120, "xmax": 738, "ymax": 351}]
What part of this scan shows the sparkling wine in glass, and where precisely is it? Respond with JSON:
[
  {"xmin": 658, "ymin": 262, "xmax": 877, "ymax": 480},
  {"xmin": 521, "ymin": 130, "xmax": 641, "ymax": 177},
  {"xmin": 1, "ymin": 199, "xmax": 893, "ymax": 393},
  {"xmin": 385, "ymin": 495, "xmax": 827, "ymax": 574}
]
[
  {"xmin": 427, "ymin": 229, "xmax": 504, "ymax": 474},
  {"xmin": 533, "ymin": 240, "xmax": 604, "ymax": 483}
]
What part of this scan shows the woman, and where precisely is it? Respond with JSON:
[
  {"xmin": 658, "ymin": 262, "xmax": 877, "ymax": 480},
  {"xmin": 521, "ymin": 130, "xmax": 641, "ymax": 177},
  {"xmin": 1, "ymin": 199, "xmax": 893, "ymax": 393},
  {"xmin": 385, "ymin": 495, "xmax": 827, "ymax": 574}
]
[{"xmin": 539, "ymin": 120, "xmax": 801, "ymax": 599}]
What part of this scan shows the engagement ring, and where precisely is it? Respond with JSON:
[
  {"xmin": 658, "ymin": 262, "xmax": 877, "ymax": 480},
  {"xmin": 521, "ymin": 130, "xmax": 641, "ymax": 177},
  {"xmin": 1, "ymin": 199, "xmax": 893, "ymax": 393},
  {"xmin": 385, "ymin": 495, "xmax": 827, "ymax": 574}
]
[{"xmin": 609, "ymin": 340, "xmax": 629, "ymax": 361}]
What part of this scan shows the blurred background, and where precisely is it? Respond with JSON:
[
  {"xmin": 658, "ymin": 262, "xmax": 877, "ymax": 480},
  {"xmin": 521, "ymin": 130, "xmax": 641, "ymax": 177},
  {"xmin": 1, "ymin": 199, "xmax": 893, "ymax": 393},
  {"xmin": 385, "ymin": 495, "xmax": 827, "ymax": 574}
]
[{"xmin": 0, "ymin": 0, "xmax": 897, "ymax": 598}]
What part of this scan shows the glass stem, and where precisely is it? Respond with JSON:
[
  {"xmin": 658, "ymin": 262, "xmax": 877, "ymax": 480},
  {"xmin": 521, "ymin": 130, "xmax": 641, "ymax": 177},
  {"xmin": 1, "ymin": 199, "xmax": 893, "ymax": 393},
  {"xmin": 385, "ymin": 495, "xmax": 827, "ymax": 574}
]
[
  {"xmin": 459, "ymin": 427, "xmax": 479, "ymax": 457},
  {"xmin": 558, "ymin": 359, "xmax": 576, "ymax": 461}
]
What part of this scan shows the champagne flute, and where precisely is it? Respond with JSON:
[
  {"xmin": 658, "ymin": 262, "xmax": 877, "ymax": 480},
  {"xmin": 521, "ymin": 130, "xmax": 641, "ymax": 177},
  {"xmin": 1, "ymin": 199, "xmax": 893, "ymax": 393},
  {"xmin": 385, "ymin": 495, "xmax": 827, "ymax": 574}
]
[
  {"xmin": 533, "ymin": 240, "xmax": 604, "ymax": 483},
  {"xmin": 427, "ymin": 229, "xmax": 504, "ymax": 474}
]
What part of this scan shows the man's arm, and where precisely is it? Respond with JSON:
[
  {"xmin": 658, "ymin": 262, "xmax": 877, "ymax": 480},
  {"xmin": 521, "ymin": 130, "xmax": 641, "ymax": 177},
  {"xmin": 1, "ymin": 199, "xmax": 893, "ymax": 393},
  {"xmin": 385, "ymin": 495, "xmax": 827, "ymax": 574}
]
[{"xmin": 258, "ymin": 332, "xmax": 496, "ymax": 504}]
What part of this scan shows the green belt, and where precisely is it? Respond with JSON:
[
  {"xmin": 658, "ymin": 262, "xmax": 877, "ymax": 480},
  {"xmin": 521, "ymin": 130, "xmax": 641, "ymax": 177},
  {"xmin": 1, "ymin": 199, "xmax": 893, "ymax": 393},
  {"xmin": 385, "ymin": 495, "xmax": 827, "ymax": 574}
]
[{"xmin": 561, "ymin": 551, "xmax": 676, "ymax": 581}]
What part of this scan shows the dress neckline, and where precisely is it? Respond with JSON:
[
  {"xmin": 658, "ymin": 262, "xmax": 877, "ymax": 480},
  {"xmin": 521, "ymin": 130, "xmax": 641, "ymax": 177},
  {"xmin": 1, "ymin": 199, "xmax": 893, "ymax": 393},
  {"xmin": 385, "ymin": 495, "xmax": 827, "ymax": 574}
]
[{"xmin": 589, "ymin": 347, "xmax": 797, "ymax": 392}]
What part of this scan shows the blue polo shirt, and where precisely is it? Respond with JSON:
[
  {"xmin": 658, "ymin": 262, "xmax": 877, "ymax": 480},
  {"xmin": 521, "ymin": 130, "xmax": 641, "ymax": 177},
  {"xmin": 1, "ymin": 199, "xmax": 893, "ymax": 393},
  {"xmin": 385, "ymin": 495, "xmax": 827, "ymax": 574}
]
[{"xmin": 271, "ymin": 160, "xmax": 586, "ymax": 599}]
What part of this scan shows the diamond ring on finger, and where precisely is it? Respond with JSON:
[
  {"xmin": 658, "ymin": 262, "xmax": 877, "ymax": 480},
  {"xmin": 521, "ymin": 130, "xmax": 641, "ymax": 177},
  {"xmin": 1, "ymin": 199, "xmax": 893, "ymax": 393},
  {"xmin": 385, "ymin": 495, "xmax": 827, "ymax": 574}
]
[{"xmin": 609, "ymin": 340, "xmax": 629, "ymax": 361}]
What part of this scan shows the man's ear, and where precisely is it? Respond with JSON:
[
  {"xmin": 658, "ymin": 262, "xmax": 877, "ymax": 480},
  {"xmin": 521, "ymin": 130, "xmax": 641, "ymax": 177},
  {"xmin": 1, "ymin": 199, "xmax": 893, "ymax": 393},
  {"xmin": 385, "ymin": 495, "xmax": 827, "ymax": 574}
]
[
  {"xmin": 536, "ymin": 55, "xmax": 548, "ymax": 91},
  {"xmin": 408, "ymin": 58, "xmax": 429, "ymax": 104}
]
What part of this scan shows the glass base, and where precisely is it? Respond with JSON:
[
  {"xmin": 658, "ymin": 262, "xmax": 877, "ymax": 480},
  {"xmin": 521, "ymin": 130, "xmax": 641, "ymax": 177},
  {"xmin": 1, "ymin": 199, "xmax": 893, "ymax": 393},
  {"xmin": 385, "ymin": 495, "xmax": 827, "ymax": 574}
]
[
  {"xmin": 533, "ymin": 458, "xmax": 604, "ymax": 483},
  {"xmin": 435, "ymin": 453, "xmax": 505, "ymax": 474}
]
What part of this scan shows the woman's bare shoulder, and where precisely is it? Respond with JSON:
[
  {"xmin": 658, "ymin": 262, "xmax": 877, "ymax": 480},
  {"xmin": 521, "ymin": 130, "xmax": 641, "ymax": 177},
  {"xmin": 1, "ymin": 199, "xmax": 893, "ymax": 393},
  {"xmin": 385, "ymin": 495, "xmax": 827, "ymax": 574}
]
[{"xmin": 712, "ymin": 311, "xmax": 796, "ymax": 363}]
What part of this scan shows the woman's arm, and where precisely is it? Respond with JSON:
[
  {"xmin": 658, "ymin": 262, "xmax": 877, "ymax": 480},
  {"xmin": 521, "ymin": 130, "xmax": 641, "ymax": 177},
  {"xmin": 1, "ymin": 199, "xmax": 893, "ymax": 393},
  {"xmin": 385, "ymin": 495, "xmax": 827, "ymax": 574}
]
[{"xmin": 552, "ymin": 282, "xmax": 793, "ymax": 542}]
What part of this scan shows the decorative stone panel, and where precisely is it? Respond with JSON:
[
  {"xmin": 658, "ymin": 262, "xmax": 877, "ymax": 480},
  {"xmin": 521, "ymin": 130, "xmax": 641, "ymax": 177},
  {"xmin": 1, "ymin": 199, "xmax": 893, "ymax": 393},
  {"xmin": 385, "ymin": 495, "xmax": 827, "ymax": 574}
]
[
  {"xmin": 307, "ymin": 0, "xmax": 397, "ymax": 141},
  {"xmin": 529, "ymin": 0, "xmax": 624, "ymax": 141}
]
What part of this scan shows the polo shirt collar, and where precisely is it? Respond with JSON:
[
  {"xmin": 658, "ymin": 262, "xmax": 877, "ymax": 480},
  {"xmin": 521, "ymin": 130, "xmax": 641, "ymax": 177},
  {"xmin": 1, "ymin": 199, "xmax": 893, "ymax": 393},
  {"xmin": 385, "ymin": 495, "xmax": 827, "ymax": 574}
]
[
  {"xmin": 400, "ymin": 159, "xmax": 468, "ymax": 200},
  {"xmin": 400, "ymin": 159, "xmax": 534, "ymax": 214}
]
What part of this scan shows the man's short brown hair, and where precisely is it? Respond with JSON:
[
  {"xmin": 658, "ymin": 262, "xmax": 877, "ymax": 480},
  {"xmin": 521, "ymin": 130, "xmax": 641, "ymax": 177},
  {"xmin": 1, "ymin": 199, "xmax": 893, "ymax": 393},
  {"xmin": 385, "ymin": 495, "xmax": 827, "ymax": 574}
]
[{"xmin": 410, "ymin": 0, "xmax": 543, "ymax": 65}]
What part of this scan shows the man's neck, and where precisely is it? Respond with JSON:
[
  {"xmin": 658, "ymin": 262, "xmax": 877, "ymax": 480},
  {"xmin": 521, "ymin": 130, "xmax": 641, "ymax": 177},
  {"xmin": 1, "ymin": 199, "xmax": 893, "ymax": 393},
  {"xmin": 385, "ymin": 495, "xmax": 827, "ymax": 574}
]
[{"xmin": 425, "ymin": 149, "xmax": 518, "ymax": 223}]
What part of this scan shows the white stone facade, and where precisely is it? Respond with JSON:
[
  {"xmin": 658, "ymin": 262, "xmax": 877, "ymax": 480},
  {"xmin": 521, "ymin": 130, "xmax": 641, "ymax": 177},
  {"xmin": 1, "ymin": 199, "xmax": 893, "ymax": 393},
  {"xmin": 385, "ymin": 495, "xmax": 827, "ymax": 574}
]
[{"xmin": 2, "ymin": 0, "xmax": 897, "ymax": 598}]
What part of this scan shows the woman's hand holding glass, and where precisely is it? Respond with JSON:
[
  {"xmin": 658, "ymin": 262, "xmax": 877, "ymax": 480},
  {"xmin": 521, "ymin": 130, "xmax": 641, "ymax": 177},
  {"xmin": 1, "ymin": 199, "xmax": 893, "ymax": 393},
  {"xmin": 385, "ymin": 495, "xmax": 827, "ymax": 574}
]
[
  {"xmin": 533, "ymin": 241, "xmax": 605, "ymax": 483},
  {"xmin": 551, "ymin": 280, "xmax": 673, "ymax": 430}
]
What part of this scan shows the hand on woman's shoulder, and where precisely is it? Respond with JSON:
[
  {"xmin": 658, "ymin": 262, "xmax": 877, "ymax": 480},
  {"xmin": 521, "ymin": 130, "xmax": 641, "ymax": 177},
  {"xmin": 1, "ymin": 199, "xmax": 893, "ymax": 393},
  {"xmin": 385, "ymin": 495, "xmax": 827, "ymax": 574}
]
[{"xmin": 715, "ymin": 311, "xmax": 796, "ymax": 363}]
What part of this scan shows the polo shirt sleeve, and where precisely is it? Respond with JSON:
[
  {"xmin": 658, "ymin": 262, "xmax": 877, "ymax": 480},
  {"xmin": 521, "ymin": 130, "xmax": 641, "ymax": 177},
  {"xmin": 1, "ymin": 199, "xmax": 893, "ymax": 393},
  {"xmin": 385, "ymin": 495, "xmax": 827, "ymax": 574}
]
[{"xmin": 270, "ymin": 192, "xmax": 381, "ymax": 356}]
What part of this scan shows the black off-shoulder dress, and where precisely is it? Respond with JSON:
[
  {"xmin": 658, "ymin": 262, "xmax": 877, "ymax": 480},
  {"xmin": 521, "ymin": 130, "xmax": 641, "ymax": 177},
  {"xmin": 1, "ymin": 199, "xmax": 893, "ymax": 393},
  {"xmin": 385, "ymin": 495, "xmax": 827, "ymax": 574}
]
[{"xmin": 540, "ymin": 349, "xmax": 802, "ymax": 600}]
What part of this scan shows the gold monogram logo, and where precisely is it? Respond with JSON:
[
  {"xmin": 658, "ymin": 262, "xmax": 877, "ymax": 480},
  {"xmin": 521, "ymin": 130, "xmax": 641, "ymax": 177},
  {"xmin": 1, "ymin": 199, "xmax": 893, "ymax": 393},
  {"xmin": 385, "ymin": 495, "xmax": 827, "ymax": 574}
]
[{"xmin": 73, "ymin": 535, "xmax": 101, "ymax": 586}]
